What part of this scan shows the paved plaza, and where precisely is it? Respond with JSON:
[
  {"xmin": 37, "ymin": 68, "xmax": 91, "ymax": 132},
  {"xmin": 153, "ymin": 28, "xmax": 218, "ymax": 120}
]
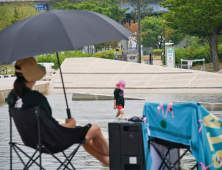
[{"xmin": 49, "ymin": 57, "xmax": 222, "ymax": 96}]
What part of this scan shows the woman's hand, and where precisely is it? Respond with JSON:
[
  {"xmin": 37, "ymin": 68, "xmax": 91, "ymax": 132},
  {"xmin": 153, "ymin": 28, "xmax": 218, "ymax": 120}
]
[
  {"xmin": 61, "ymin": 118, "xmax": 76, "ymax": 128},
  {"xmin": 114, "ymin": 105, "xmax": 116, "ymax": 109}
]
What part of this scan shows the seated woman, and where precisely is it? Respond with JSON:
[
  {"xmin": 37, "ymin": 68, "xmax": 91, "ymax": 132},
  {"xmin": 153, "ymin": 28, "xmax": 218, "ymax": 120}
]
[{"xmin": 7, "ymin": 57, "xmax": 109, "ymax": 167}]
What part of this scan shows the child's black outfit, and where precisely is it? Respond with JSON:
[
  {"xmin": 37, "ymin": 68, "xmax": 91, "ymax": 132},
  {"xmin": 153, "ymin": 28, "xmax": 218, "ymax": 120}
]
[{"xmin": 114, "ymin": 88, "xmax": 124, "ymax": 108}]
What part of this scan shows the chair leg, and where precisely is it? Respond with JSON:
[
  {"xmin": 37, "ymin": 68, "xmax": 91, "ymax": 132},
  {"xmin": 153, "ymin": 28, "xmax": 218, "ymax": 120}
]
[
  {"xmin": 26, "ymin": 154, "xmax": 41, "ymax": 169},
  {"xmin": 11, "ymin": 145, "xmax": 28, "ymax": 169},
  {"xmin": 150, "ymin": 142, "xmax": 171, "ymax": 169},
  {"xmin": 43, "ymin": 147, "xmax": 72, "ymax": 170},
  {"xmin": 191, "ymin": 162, "xmax": 198, "ymax": 170},
  {"xmin": 62, "ymin": 152, "xmax": 75, "ymax": 170},
  {"xmin": 14, "ymin": 144, "xmax": 45, "ymax": 170},
  {"xmin": 9, "ymin": 143, "xmax": 12, "ymax": 170},
  {"xmin": 158, "ymin": 147, "xmax": 171, "ymax": 170},
  {"xmin": 10, "ymin": 143, "xmax": 82, "ymax": 170},
  {"xmin": 63, "ymin": 144, "xmax": 82, "ymax": 170},
  {"xmin": 24, "ymin": 150, "xmax": 38, "ymax": 168},
  {"xmin": 39, "ymin": 147, "xmax": 42, "ymax": 170},
  {"xmin": 171, "ymin": 148, "xmax": 190, "ymax": 168},
  {"xmin": 57, "ymin": 143, "xmax": 82, "ymax": 170},
  {"xmin": 151, "ymin": 144, "xmax": 198, "ymax": 170}
]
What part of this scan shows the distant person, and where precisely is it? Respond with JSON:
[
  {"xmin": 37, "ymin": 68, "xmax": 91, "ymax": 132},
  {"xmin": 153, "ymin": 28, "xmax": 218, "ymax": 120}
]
[
  {"xmin": 114, "ymin": 79, "xmax": 125, "ymax": 118},
  {"xmin": 114, "ymin": 49, "xmax": 119, "ymax": 60}
]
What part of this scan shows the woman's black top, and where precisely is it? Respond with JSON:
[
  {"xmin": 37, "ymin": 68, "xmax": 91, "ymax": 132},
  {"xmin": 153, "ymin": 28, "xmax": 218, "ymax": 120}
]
[{"xmin": 7, "ymin": 87, "xmax": 52, "ymax": 117}]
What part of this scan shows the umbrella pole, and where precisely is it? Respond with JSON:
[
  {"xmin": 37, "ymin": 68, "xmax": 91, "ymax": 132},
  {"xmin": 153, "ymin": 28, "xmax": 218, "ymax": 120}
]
[{"xmin": 56, "ymin": 52, "xmax": 71, "ymax": 118}]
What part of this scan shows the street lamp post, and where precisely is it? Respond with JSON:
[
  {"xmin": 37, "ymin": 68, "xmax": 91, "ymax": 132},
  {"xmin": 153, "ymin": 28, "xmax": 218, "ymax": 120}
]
[
  {"xmin": 163, "ymin": 21, "xmax": 165, "ymax": 66},
  {"xmin": 138, "ymin": 0, "xmax": 141, "ymax": 63},
  {"xmin": 161, "ymin": 9, "xmax": 165, "ymax": 66}
]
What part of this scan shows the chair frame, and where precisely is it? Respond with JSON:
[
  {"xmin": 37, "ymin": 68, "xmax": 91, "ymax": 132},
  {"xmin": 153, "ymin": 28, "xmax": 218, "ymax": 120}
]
[
  {"xmin": 149, "ymin": 138, "xmax": 198, "ymax": 170},
  {"xmin": 9, "ymin": 106, "xmax": 87, "ymax": 170}
]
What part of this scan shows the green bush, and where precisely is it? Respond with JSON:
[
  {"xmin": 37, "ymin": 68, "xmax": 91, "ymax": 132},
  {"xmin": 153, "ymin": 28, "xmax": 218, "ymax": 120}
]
[
  {"xmin": 218, "ymin": 45, "xmax": 222, "ymax": 62},
  {"xmin": 92, "ymin": 49, "xmax": 122, "ymax": 59},
  {"xmin": 153, "ymin": 49, "xmax": 162, "ymax": 56},
  {"xmin": 36, "ymin": 51, "xmax": 91, "ymax": 69},
  {"xmin": 175, "ymin": 45, "xmax": 211, "ymax": 65}
]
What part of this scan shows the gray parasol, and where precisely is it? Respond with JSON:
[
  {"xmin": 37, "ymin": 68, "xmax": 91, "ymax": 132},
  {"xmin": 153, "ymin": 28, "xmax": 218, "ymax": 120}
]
[{"xmin": 0, "ymin": 6, "xmax": 134, "ymax": 118}]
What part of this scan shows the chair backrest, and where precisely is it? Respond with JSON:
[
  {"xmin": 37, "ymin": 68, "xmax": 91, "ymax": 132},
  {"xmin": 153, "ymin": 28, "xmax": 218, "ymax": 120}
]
[{"xmin": 10, "ymin": 106, "xmax": 91, "ymax": 153}]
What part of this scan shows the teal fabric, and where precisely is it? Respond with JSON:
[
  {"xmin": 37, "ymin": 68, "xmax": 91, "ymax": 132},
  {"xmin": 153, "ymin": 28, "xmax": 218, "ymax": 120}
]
[
  {"xmin": 114, "ymin": 52, "xmax": 118, "ymax": 60},
  {"xmin": 142, "ymin": 102, "xmax": 222, "ymax": 170}
]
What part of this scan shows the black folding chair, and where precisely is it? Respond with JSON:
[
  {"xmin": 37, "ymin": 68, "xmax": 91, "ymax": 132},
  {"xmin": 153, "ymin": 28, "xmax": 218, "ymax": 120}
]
[
  {"xmin": 149, "ymin": 137, "xmax": 198, "ymax": 170},
  {"xmin": 9, "ymin": 105, "xmax": 91, "ymax": 170}
]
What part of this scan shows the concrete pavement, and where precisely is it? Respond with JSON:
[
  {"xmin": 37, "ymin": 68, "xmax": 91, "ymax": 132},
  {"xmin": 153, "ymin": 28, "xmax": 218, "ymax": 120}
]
[{"xmin": 49, "ymin": 57, "xmax": 222, "ymax": 96}]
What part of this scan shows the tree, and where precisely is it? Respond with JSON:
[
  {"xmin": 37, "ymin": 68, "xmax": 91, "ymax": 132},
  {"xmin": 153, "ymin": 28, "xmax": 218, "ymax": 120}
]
[
  {"xmin": 160, "ymin": 0, "xmax": 222, "ymax": 71},
  {"xmin": 117, "ymin": 0, "xmax": 128, "ymax": 8},
  {"xmin": 0, "ymin": 5, "xmax": 13, "ymax": 31},
  {"xmin": 11, "ymin": 7, "xmax": 19, "ymax": 24},
  {"xmin": 0, "ymin": 3, "xmax": 38, "ymax": 31},
  {"xmin": 130, "ymin": 0, "xmax": 153, "ymax": 22},
  {"xmin": 141, "ymin": 16, "xmax": 162, "ymax": 48},
  {"xmin": 54, "ymin": 0, "xmax": 128, "ymax": 22},
  {"xmin": 165, "ymin": 26, "xmax": 184, "ymax": 45},
  {"xmin": 124, "ymin": 20, "xmax": 138, "ymax": 49},
  {"xmin": 15, "ymin": 2, "xmax": 39, "ymax": 20},
  {"xmin": 140, "ymin": 16, "xmax": 184, "ymax": 49},
  {"xmin": 54, "ymin": 0, "xmax": 127, "ymax": 52}
]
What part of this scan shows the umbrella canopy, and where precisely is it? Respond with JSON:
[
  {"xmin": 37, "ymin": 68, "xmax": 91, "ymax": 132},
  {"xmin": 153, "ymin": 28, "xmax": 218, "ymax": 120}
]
[
  {"xmin": 0, "ymin": 8, "xmax": 134, "ymax": 118},
  {"xmin": 0, "ymin": 9, "xmax": 133, "ymax": 64}
]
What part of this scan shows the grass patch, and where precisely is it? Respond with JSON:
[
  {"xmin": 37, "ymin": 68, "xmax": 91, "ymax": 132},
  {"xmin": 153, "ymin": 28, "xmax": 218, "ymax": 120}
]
[
  {"xmin": 0, "ymin": 64, "xmax": 15, "ymax": 75},
  {"xmin": 192, "ymin": 62, "xmax": 222, "ymax": 72},
  {"xmin": 1, "ymin": 64, "xmax": 13, "ymax": 70},
  {"xmin": 141, "ymin": 55, "xmax": 161, "ymax": 61}
]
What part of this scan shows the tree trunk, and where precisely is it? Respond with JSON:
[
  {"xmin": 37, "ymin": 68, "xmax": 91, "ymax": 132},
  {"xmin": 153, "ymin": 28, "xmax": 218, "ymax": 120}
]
[
  {"xmin": 209, "ymin": 42, "xmax": 213, "ymax": 62},
  {"xmin": 210, "ymin": 34, "xmax": 220, "ymax": 71}
]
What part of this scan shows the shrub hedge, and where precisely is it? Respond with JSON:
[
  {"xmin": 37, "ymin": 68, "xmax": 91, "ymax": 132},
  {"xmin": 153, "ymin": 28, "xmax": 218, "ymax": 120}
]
[
  {"xmin": 36, "ymin": 51, "xmax": 91, "ymax": 69},
  {"xmin": 218, "ymin": 45, "xmax": 222, "ymax": 62},
  {"xmin": 36, "ymin": 50, "xmax": 120, "ymax": 69},
  {"xmin": 152, "ymin": 49, "xmax": 162, "ymax": 56},
  {"xmin": 92, "ymin": 49, "xmax": 116, "ymax": 59},
  {"xmin": 175, "ymin": 45, "xmax": 210, "ymax": 65}
]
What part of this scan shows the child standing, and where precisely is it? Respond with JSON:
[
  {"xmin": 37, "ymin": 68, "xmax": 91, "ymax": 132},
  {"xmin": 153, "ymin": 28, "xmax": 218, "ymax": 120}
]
[{"xmin": 114, "ymin": 79, "xmax": 126, "ymax": 118}]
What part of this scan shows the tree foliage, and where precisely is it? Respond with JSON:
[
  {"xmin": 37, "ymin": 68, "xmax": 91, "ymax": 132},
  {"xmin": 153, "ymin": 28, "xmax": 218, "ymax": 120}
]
[
  {"xmin": 0, "ymin": 3, "xmax": 39, "ymax": 31},
  {"xmin": 0, "ymin": 5, "xmax": 14, "ymax": 31},
  {"xmin": 54, "ymin": 0, "xmax": 127, "ymax": 52},
  {"xmin": 141, "ymin": 16, "xmax": 162, "ymax": 48},
  {"xmin": 130, "ymin": 0, "xmax": 153, "ymax": 21},
  {"xmin": 124, "ymin": 19, "xmax": 146, "ymax": 49},
  {"xmin": 160, "ymin": 0, "xmax": 222, "ymax": 70},
  {"xmin": 11, "ymin": 7, "xmax": 19, "ymax": 24},
  {"xmin": 141, "ymin": 15, "xmax": 184, "ymax": 48},
  {"xmin": 54, "ymin": 0, "xmax": 128, "ymax": 22}
]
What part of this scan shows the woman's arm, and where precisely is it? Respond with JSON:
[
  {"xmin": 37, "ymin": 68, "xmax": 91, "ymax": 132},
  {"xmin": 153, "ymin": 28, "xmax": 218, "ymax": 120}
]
[{"xmin": 60, "ymin": 118, "xmax": 76, "ymax": 128}]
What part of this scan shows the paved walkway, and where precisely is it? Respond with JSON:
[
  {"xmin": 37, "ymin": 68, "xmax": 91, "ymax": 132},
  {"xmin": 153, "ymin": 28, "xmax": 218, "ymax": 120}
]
[
  {"xmin": 49, "ymin": 57, "xmax": 222, "ymax": 96},
  {"xmin": 141, "ymin": 59, "xmax": 162, "ymax": 66}
]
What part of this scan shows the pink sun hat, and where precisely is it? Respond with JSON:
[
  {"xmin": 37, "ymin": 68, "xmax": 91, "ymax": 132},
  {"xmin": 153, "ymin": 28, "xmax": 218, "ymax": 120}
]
[{"xmin": 116, "ymin": 79, "xmax": 126, "ymax": 90}]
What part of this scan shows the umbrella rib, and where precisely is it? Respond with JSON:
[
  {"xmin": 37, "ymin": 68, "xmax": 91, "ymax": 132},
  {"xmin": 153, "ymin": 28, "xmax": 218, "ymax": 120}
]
[
  {"xmin": 52, "ymin": 11, "xmax": 75, "ymax": 50},
  {"xmin": 7, "ymin": 14, "xmax": 43, "ymax": 62}
]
